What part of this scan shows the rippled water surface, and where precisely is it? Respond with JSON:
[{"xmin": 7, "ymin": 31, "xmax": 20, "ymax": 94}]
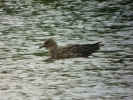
[{"xmin": 0, "ymin": 0, "xmax": 133, "ymax": 100}]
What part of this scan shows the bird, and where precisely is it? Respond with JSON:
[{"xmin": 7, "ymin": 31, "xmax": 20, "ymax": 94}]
[{"xmin": 39, "ymin": 38, "xmax": 103, "ymax": 59}]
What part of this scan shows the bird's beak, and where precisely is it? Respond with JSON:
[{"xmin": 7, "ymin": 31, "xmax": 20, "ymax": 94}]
[{"xmin": 39, "ymin": 45, "xmax": 44, "ymax": 49}]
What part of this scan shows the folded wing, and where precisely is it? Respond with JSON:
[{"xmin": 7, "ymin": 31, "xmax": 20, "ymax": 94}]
[{"xmin": 59, "ymin": 42, "xmax": 102, "ymax": 58}]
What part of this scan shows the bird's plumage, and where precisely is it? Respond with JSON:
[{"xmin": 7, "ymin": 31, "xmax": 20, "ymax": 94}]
[{"xmin": 39, "ymin": 38, "xmax": 103, "ymax": 59}]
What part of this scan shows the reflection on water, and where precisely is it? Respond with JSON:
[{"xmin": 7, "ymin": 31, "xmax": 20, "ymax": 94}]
[{"xmin": 0, "ymin": 0, "xmax": 133, "ymax": 99}]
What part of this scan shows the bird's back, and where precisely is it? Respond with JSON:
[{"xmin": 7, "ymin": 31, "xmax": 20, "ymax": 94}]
[{"xmin": 56, "ymin": 42, "xmax": 102, "ymax": 58}]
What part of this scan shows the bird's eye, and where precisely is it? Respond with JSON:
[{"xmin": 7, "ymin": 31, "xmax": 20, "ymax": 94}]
[{"xmin": 45, "ymin": 41, "xmax": 49, "ymax": 44}]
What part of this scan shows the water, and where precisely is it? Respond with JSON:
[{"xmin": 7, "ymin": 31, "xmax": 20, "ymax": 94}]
[{"xmin": 0, "ymin": 0, "xmax": 133, "ymax": 100}]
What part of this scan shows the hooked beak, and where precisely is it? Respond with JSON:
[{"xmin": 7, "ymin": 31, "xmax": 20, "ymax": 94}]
[{"xmin": 39, "ymin": 45, "xmax": 44, "ymax": 49}]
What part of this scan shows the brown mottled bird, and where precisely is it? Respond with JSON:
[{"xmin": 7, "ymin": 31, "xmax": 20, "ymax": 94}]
[{"xmin": 39, "ymin": 38, "xmax": 103, "ymax": 59}]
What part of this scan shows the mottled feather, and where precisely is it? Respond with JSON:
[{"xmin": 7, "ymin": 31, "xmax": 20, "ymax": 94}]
[{"xmin": 39, "ymin": 38, "xmax": 103, "ymax": 59}]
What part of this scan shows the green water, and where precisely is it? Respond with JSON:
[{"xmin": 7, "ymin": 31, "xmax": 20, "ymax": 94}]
[{"xmin": 0, "ymin": 0, "xmax": 133, "ymax": 100}]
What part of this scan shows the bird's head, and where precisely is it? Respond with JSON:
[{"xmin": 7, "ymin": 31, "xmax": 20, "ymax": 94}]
[{"xmin": 39, "ymin": 38, "xmax": 57, "ymax": 49}]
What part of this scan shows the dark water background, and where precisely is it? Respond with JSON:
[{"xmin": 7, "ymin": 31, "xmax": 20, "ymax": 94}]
[{"xmin": 0, "ymin": 0, "xmax": 133, "ymax": 100}]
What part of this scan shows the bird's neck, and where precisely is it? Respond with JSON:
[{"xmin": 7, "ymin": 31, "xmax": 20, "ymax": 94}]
[{"xmin": 48, "ymin": 44, "xmax": 58, "ymax": 58}]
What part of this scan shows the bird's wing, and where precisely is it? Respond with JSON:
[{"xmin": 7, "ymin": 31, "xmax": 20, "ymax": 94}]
[
  {"xmin": 57, "ymin": 42, "xmax": 101, "ymax": 58},
  {"xmin": 58, "ymin": 44, "xmax": 79, "ymax": 54},
  {"xmin": 58, "ymin": 44, "xmax": 90, "ymax": 56}
]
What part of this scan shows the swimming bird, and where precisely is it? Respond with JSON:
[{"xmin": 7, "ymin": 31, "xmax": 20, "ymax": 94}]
[{"xmin": 39, "ymin": 38, "xmax": 103, "ymax": 59}]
